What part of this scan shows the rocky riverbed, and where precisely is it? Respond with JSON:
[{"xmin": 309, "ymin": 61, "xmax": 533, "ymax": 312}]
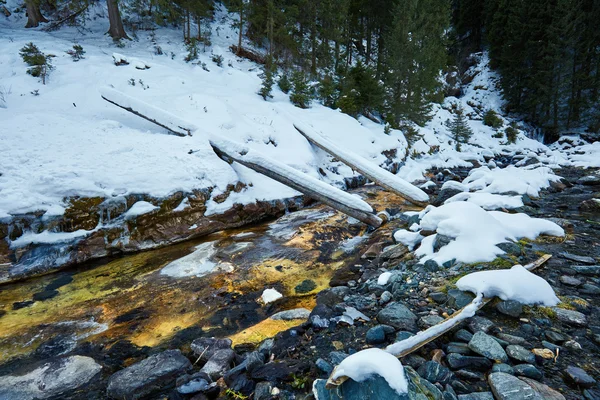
[{"xmin": 0, "ymin": 163, "xmax": 598, "ymax": 400}]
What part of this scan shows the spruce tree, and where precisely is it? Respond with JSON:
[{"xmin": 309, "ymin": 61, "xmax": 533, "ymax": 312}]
[
  {"xmin": 447, "ymin": 106, "xmax": 473, "ymax": 151},
  {"xmin": 259, "ymin": 63, "xmax": 275, "ymax": 100},
  {"xmin": 20, "ymin": 43, "xmax": 53, "ymax": 85},
  {"xmin": 289, "ymin": 70, "xmax": 311, "ymax": 109}
]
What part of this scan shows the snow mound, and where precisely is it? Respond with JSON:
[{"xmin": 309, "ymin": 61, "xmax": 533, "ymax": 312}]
[
  {"xmin": 123, "ymin": 201, "xmax": 159, "ymax": 219},
  {"xmin": 444, "ymin": 192, "xmax": 523, "ymax": 210},
  {"xmin": 457, "ymin": 265, "xmax": 559, "ymax": 306},
  {"xmin": 331, "ymin": 348, "xmax": 408, "ymax": 395},
  {"xmin": 395, "ymin": 202, "xmax": 564, "ymax": 264},
  {"xmin": 377, "ymin": 271, "xmax": 392, "ymax": 286},
  {"xmin": 460, "ymin": 165, "xmax": 562, "ymax": 197}
]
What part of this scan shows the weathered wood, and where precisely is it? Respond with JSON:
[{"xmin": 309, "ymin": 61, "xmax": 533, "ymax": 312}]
[
  {"xmin": 210, "ymin": 140, "xmax": 383, "ymax": 228},
  {"xmin": 229, "ymin": 45, "xmax": 266, "ymax": 64},
  {"xmin": 326, "ymin": 254, "xmax": 552, "ymax": 388},
  {"xmin": 294, "ymin": 124, "xmax": 429, "ymax": 207}
]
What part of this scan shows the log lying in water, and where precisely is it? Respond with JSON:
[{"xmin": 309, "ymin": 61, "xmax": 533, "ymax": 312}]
[
  {"xmin": 209, "ymin": 137, "xmax": 383, "ymax": 227},
  {"xmin": 326, "ymin": 254, "xmax": 552, "ymax": 389},
  {"xmin": 100, "ymin": 87, "xmax": 196, "ymax": 137},
  {"xmin": 293, "ymin": 123, "xmax": 429, "ymax": 207}
]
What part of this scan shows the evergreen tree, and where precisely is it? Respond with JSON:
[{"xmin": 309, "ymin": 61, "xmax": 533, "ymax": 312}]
[
  {"xmin": 446, "ymin": 106, "xmax": 473, "ymax": 150},
  {"xmin": 318, "ymin": 74, "xmax": 338, "ymax": 108},
  {"xmin": 338, "ymin": 62, "xmax": 383, "ymax": 117},
  {"xmin": 278, "ymin": 73, "xmax": 291, "ymax": 94},
  {"xmin": 20, "ymin": 42, "xmax": 53, "ymax": 85},
  {"xmin": 289, "ymin": 70, "xmax": 311, "ymax": 108},
  {"xmin": 259, "ymin": 63, "xmax": 275, "ymax": 100}
]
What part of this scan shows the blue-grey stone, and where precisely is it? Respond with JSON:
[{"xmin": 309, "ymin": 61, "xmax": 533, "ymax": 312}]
[
  {"xmin": 377, "ymin": 302, "xmax": 418, "ymax": 331},
  {"xmin": 492, "ymin": 364, "xmax": 514, "ymax": 375},
  {"xmin": 506, "ymin": 345, "xmax": 535, "ymax": 364},
  {"xmin": 468, "ymin": 332, "xmax": 508, "ymax": 362},
  {"xmin": 366, "ymin": 325, "xmax": 387, "ymax": 344},
  {"xmin": 514, "ymin": 364, "xmax": 543, "ymax": 380},
  {"xmin": 488, "ymin": 372, "xmax": 543, "ymax": 399},
  {"xmin": 417, "ymin": 361, "xmax": 453, "ymax": 385}
]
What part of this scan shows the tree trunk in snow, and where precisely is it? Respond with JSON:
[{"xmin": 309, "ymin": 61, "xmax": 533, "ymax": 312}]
[
  {"xmin": 24, "ymin": 0, "xmax": 48, "ymax": 28},
  {"xmin": 106, "ymin": 0, "xmax": 128, "ymax": 40}
]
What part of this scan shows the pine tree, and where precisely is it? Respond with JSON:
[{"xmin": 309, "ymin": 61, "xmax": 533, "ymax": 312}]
[
  {"xmin": 259, "ymin": 63, "xmax": 275, "ymax": 100},
  {"xmin": 278, "ymin": 73, "xmax": 291, "ymax": 94},
  {"xmin": 20, "ymin": 43, "xmax": 53, "ymax": 85},
  {"xmin": 289, "ymin": 70, "xmax": 311, "ymax": 108},
  {"xmin": 318, "ymin": 74, "xmax": 338, "ymax": 108},
  {"xmin": 446, "ymin": 106, "xmax": 473, "ymax": 151}
]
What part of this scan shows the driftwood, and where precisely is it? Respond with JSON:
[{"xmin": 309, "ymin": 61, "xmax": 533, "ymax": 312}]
[
  {"xmin": 326, "ymin": 254, "xmax": 552, "ymax": 388},
  {"xmin": 210, "ymin": 139, "xmax": 383, "ymax": 227},
  {"xmin": 294, "ymin": 123, "xmax": 429, "ymax": 207},
  {"xmin": 229, "ymin": 45, "xmax": 266, "ymax": 65}
]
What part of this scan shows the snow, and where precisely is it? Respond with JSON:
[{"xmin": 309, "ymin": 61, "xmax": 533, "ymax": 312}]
[
  {"xmin": 393, "ymin": 230, "xmax": 424, "ymax": 251},
  {"xmin": 444, "ymin": 192, "xmax": 523, "ymax": 210},
  {"xmin": 461, "ymin": 165, "xmax": 562, "ymax": 197},
  {"xmin": 9, "ymin": 228, "xmax": 96, "ymax": 248},
  {"xmin": 160, "ymin": 241, "xmax": 219, "ymax": 278},
  {"xmin": 377, "ymin": 272, "xmax": 392, "ymax": 286},
  {"xmin": 398, "ymin": 202, "xmax": 564, "ymax": 264},
  {"xmin": 457, "ymin": 265, "xmax": 560, "ymax": 306},
  {"xmin": 123, "ymin": 201, "xmax": 159, "ymax": 219},
  {"xmin": 386, "ymin": 294, "xmax": 483, "ymax": 356},
  {"xmin": 330, "ymin": 348, "xmax": 408, "ymax": 395},
  {"xmin": 261, "ymin": 288, "xmax": 283, "ymax": 304}
]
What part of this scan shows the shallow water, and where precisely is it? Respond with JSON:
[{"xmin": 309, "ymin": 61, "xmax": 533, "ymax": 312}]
[{"xmin": 0, "ymin": 187, "xmax": 409, "ymax": 367}]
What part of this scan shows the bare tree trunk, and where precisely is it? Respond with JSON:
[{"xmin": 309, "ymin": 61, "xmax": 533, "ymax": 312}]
[
  {"xmin": 106, "ymin": 0, "xmax": 129, "ymax": 40},
  {"xmin": 24, "ymin": 0, "xmax": 48, "ymax": 28},
  {"xmin": 237, "ymin": 2, "xmax": 243, "ymax": 52}
]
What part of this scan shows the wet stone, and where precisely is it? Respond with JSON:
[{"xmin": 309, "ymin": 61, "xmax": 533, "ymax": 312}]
[
  {"xmin": 560, "ymin": 252, "xmax": 596, "ymax": 265},
  {"xmin": 506, "ymin": 345, "xmax": 535, "ymax": 364},
  {"xmin": 545, "ymin": 330, "xmax": 566, "ymax": 343},
  {"xmin": 107, "ymin": 349, "xmax": 192, "ymax": 399},
  {"xmin": 446, "ymin": 354, "xmax": 493, "ymax": 371},
  {"xmin": 366, "ymin": 325, "xmax": 387, "ymax": 345},
  {"xmin": 295, "ymin": 279, "xmax": 317, "ymax": 293},
  {"xmin": 519, "ymin": 377, "xmax": 566, "ymax": 400},
  {"xmin": 457, "ymin": 393, "xmax": 494, "ymax": 400},
  {"xmin": 417, "ymin": 361, "xmax": 453, "ymax": 385},
  {"xmin": 176, "ymin": 372, "xmax": 211, "ymax": 394},
  {"xmin": 380, "ymin": 291, "xmax": 393, "ymax": 304},
  {"xmin": 447, "ymin": 289, "xmax": 475, "ymax": 309},
  {"xmin": 572, "ymin": 265, "xmax": 600, "ymax": 276},
  {"xmin": 513, "ymin": 364, "xmax": 542, "ymax": 380},
  {"xmin": 492, "ymin": 364, "xmax": 514, "ymax": 375},
  {"xmin": 468, "ymin": 316, "xmax": 494, "ymax": 333},
  {"xmin": 454, "ymin": 329, "xmax": 473, "ymax": 343},
  {"xmin": 316, "ymin": 358, "xmax": 333, "ymax": 374},
  {"xmin": 581, "ymin": 283, "xmax": 600, "ymax": 295},
  {"xmin": 454, "ymin": 370, "xmax": 484, "ymax": 381},
  {"xmin": 430, "ymin": 292, "xmax": 447, "ymax": 303},
  {"xmin": 560, "ymin": 275, "xmax": 582, "ymax": 286},
  {"xmin": 419, "ymin": 315, "xmax": 445, "ymax": 329},
  {"xmin": 191, "ymin": 337, "xmax": 233, "ymax": 362},
  {"xmin": 564, "ymin": 365, "xmax": 597, "ymax": 388},
  {"xmin": 424, "ymin": 259, "xmax": 440, "ymax": 272},
  {"xmin": 396, "ymin": 331, "xmax": 415, "ymax": 342},
  {"xmin": 446, "ymin": 342, "xmax": 471, "ymax": 355},
  {"xmin": 270, "ymin": 308, "xmax": 311, "ymax": 320},
  {"xmin": 201, "ymin": 349, "xmax": 235, "ymax": 380},
  {"xmin": 468, "ymin": 331, "xmax": 508, "ymax": 362},
  {"xmin": 496, "ymin": 333, "xmax": 528, "ymax": 346},
  {"xmin": 250, "ymin": 362, "xmax": 293, "ymax": 381},
  {"xmin": 488, "ymin": 372, "xmax": 543, "ymax": 400}
]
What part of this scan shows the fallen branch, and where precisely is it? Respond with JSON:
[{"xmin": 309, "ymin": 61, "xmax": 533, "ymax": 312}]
[
  {"xmin": 43, "ymin": 5, "xmax": 88, "ymax": 31},
  {"xmin": 100, "ymin": 87, "xmax": 196, "ymax": 136},
  {"xmin": 327, "ymin": 254, "xmax": 552, "ymax": 388},
  {"xmin": 229, "ymin": 45, "xmax": 266, "ymax": 65},
  {"xmin": 210, "ymin": 137, "xmax": 383, "ymax": 227},
  {"xmin": 294, "ymin": 123, "xmax": 429, "ymax": 207}
]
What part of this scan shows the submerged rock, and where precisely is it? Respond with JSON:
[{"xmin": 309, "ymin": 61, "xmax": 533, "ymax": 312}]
[{"xmin": 0, "ymin": 355, "xmax": 101, "ymax": 400}]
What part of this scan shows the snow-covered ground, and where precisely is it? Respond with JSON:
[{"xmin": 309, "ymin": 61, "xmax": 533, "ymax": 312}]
[{"xmin": 0, "ymin": 2, "xmax": 596, "ymax": 226}]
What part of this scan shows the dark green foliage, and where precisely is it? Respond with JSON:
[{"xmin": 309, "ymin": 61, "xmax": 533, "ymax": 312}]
[
  {"xmin": 402, "ymin": 124, "xmax": 424, "ymax": 148},
  {"xmin": 505, "ymin": 122, "xmax": 518, "ymax": 144},
  {"xmin": 289, "ymin": 71, "xmax": 311, "ymax": 109},
  {"xmin": 66, "ymin": 44, "xmax": 85, "ymax": 61},
  {"xmin": 447, "ymin": 106, "xmax": 473, "ymax": 151},
  {"xmin": 338, "ymin": 62, "xmax": 383, "ymax": 117},
  {"xmin": 259, "ymin": 64, "xmax": 275, "ymax": 100},
  {"xmin": 483, "ymin": 109, "xmax": 503, "ymax": 128},
  {"xmin": 278, "ymin": 73, "xmax": 291, "ymax": 94},
  {"xmin": 184, "ymin": 38, "xmax": 199, "ymax": 62},
  {"xmin": 317, "ymin": 74, "xmax": 337, "ymax": 108},
  {"xmin": 211, "ymin": 53, "xmax": 223, "ymax": 67},
  {"xmin": 20, "ymin": 42, "xmax": 53, "ymax": 84}
]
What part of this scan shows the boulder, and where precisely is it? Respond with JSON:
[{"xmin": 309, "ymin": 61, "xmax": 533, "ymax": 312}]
[
  {"xmin": 468, "ymin": 332, "xmax": 508, "ymax": 362},
  {"xmin": 200, "ymin": 349, "xmax": 235, "ymax": 380},
  {"xmin": 191, "ymin": 337, "xmax": 233, "ymax": 362},
  {"xmin": 488, "ymin": 372, "xmax": 543, "ymax": 400},
  {"xmin": 377, "ymin": 302, "xmax": 418, "ymax": 331}
]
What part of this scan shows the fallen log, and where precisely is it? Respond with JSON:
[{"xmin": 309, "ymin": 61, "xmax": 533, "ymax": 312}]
[
  {"xmin": 100, "ymin": 87, "xmax": 197, "ymax": 137},
  {"xmin": 294, "ymin": 123, "xmax": 429, "ymax": 207},
  {"xmin": 229, "ymin": 45, "xmax": 266, "ymax": 65},
  {"xmin": 209, "ymin": 137, "xmax": 383, "ymax": 227},
  {"xmin": 327, "ymin": 254, "xmax": 552, "ymax": 388}
]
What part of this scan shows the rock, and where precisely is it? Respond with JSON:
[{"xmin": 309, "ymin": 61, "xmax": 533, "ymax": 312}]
[
  {"xmin": 560, "ymin": 252, "xmax": 596, "ymax": 265},
  {"xmin": 380, "ymin": 243, "xmax": 410, "ymax": 260},
  {"xmin": 244, "ymin": 351, "xmax": 264, "ymax": 373},
  {"xmin": 489, "ymin": 373, "xmax": 544, "ymax": 399},
  {"xmin": 552, "ymin": 308, "xmax": 587, "ymax": 326},
  {"xmin": 572, "ymin": 265, "xmax": 600, "ymax": 275},
  {"xmin": 254, "ymin": 381, "xmax": 273, "ymax": 400},
  {"xmin": 316, "ymin": 358, "xmax": 333, "ymax": 374},
  {"xmin": 468, "ymin": 332, "xmax": 508, "ymax": 362},
  {"xmin": 446, "ymin": 354, "xmax": 492, "ymax": 371},
  {"xmin": 176, "ymin": 372, "xmax": 211, "ymax": 394},
  {"xmin": 564, "ymin": 340, "xmax": 582, "ymax": 351},
  {"xmin": 564, "ymin": 365, "xmax": 597, "ymax": 388},
  {"xmin": 380, "ymin": 291, "xmax": 393, "ymax": 304},
  {"xmin": 396, "ymin": 331, "xmax": 415, "ymax": 342},
  {"xmin": 497, "ymin": 242, "xmax": 522, "ymax": 256},
  {"xmin": 455, "ymin": 369, "xmax": 484, "ymax": 380},
  {"xmin": 270, "ymin": 308, "xmax": 311, "ymax": 320},
  {"xmin": 366, "ymin": 325, "xmax": 387, "ymax": 345},
  {"xmin": 344, "ymin": 295, "xmax": 377, "ymax": 311},
  {"xmin": 496, "ymin": 333, "xmax": 528, "ymax": 346},
  {"xmin": 454, "ymin": 329, "xmax": 473, "ymax": 342},
  {"xmin": 418, "ymin": 361, "xmax": 453, "ymax": 385},
  {"xmin": 519, "ymin": 377, "xmax": 566, "ymax": 400},
  {"xmin": 250, "ymin": 362, "xmax": 293, "ymax": 381},
  {"xmin": 107, "ymin": 350, "xmax": 191, "ymax": 399},
  {"xmin": 434, "ymin": 188, "xmax": 464, "ymax": 207},
  {"xmin": 506, "ymin": 345, "xmax": 535, "ymax": 364},
  {"xmin": 424, "ymin": 259, "xmax": 441, "ymax": 272},
  {"xmin": 581, "ymin": 283, "xmax": 600, "ymax": 295},
  {"xmin": 447, "ymin": 289, "xmax": 475, "ymax": 309},
  {"xmin": 513, "ymin": 364, "xmax": 542, "ymax": 380},
  {"xmin": 0, "ymin": 356, "xmax": 101, "ymax": 400},
  {"xmin": 317, "ymin": 286, "xmax": 350, "ymax": 306},
  {"xmin": 258, "ymin": 338, "xmax": 275, "ymax": 355},
  {"xmin": 560, "ymin": 275, "xmax": 582, "ymax": 286},
  {"xmin": 545, "ymin": 330, "xmax": 566, "ymax": 343},
  {"xmin": 457, "ymin": 393, "xmax": 494, "ymax": 400},
  {"xmin": 468, "ymin": 316, "xmax": 494, "ymax": 333},
  {"xmin": 377, "ymin": 302, "xmax": 418, "ymax": 331},
  {"xmin": 446, "ymin": 342, "xmax": 471, "ymax": 355},
  {"xmin": 200, "ymin": 349, "xmax": 235, "ymax": 380},
  {"xmin": 191, "ymin": 337, "xmax": 232, "ymax": 362},
  {"xmin": 362, "ymin": 242, "xmax": 383, "ymax": 259},
  {"xmin": 295, "ymin": 279, "xmax": 317, "ymax": 293},
  {"xmin": 433, "ymin": 234, "xmax": 454, "ymax": 253},
  {"xmin": 492, "ymin": 364, "xmax": 514, "ymax": 375},
  {"xmin": 532, "ymin": 348, "xmax": 555, "ymax": 359},
  {"xmin": 313, "ymin": 376, "xmax": 409, "ymax": 400},
  {"xmin": 577, "ymin": 175, "xmax": 600, "ymax": 185},
  {"xmin": 430, "ymin": 292, "xmax": 447, "ymax": 303},
  {"xmin": 584, "ymin": 387, "xmax": 600, "ymax": 400},
  {"xmin": 496, "ymin": 300, "xmax": 523, "ymax": 318},
  {"xmin": 419, "ymin": 315, "xmax": 445, "ymax": 329}
]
